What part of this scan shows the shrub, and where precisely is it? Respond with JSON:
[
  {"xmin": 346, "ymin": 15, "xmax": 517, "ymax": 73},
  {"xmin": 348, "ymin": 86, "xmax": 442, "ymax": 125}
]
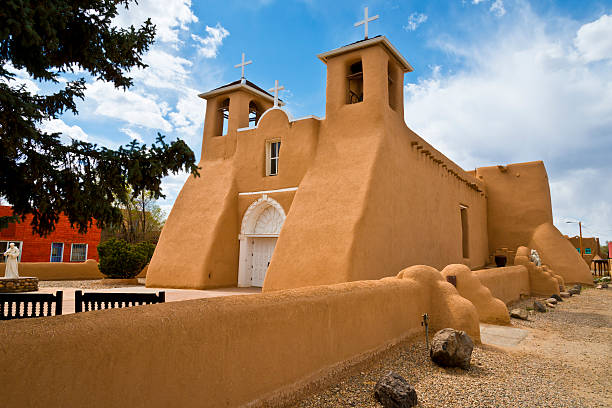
[{"xmin": 97, "ymin": 238, "xmax": 154, "ymax": 278}]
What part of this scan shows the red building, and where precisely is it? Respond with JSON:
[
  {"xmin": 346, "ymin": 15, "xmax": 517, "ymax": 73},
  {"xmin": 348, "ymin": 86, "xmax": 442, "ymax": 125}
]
[{"xmin": 0, "ymin": 206, "xmax": 101, "ymax": 263}]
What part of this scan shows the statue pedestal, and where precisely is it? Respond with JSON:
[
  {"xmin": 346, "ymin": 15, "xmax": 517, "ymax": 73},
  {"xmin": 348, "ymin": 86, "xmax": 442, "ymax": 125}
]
[{"xmin": 0, "ymin": 277, "xmax": 39, "ymax": 293}]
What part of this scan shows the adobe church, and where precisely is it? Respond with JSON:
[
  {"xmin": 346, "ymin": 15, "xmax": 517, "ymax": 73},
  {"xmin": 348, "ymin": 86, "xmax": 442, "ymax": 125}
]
[{"xmin": 146, "ymin": 30, "xmax": 592, "ymax": 291}]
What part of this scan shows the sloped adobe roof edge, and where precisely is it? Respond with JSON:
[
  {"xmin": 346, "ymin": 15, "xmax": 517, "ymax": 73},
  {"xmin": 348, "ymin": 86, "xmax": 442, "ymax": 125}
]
[{"xmin": 317, "ymin": 36, "xmax": 414, "ymax": 72}]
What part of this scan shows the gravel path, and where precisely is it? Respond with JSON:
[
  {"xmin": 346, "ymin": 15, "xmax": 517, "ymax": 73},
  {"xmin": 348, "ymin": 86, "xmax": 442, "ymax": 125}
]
[
  {"xmin": 39, "ymin": 279, "xmax": 144, "ymax": 289},
  {"xmin": 293, "ymin": 287, "xmax": 612, "ymax": 408}
]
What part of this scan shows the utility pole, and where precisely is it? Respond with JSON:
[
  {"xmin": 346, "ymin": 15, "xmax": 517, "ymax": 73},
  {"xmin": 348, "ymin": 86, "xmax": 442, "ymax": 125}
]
[{"xmin": 579, "ymin": 221, "xmax": 583, "ymax": 261}]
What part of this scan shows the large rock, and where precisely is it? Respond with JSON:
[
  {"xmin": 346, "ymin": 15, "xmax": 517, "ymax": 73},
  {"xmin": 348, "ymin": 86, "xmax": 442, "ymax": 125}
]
[
  {"xmin": 430, "ymin": 328, "xmax": 474, "ymax": 369},
  {"xmin": 560, "ymin": 291, "xmax": 571, "ymax": 298},
  {"xmin": 546, "ymin": 297, "xmax": 558, "ymax": 305},
  {"xmin": 569, "ymin": 288, "xmax": 580, "ymax": 295},
  {"xmin": 373, "ymin": 371, "xmax": 418, "ymax": 408},
  {"xmin": 533, "ymin": 300, "xmax": 547, "ymax": 313},
  {"xmin": 510, "ymin": 308, "xmax": 529, "ymax": 320},
  {"xmin": 550, "ymin": 294, "xmax": 563, "ymax": 302}
]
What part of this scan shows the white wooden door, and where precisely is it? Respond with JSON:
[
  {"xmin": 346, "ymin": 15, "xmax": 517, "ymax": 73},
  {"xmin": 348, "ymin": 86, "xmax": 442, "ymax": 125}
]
[{"xmin": 251, "ymin": 237, "xmax": 277, "ymax": 287}]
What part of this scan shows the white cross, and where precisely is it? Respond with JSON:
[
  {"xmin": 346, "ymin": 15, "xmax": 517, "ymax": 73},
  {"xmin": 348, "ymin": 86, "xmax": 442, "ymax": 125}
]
[
  {"xmin": 268, "ymin": 80, "xmax": 284, "ymax": 107},
  {"xmin": 234, "ymin": 52, "xmax": 252, "ymax": 80},
  {"xmin": 354, "ymin": 6, "xmax": 379, "ymax": 39}
]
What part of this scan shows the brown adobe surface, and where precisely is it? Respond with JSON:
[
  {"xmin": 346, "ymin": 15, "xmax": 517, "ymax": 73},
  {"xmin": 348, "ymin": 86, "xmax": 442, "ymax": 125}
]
[{"xmin": 292, "ymin": 287, "xmax": 612, "ymax": 408}]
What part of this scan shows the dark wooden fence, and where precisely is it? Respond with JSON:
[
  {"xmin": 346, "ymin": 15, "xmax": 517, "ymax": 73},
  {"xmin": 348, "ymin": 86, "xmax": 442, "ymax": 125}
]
[
  {"xmin": 74, "ymin": 290, "xmax": 165, "ymax": 313},
  {"xmin": 0, "ymin": 291, "xmax": 63, "ymax": 320}
]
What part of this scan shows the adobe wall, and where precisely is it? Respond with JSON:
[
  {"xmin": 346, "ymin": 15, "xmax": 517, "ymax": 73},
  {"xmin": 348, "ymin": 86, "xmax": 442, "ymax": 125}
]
[
  {"xmin": 0, "ymin": 259, "xmax": 102, "ymax": 280},
  {"xmin": 146, "ymin": 109, "xmax": 319, "ymax": 289},
  {"xmin": 475, "ymin": 161, "xmax": 553, "ymax": 257},
  {"xmin": 264, "ymin": 47, "xmax": 489, "ymax": 291},
  {"xmin": 0, "ymin": 266, "xmax": 479, "ymax": 408},
  {"xmin": 473, "ymin": 265, "xmax": 530, "ymax": 305}
]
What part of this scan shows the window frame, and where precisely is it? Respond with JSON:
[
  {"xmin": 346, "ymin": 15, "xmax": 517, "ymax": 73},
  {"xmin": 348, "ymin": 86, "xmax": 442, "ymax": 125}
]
[
  {"xmin": 50, "ymin": 242, "xmax": 64, "ymax": 263},
  {"xmin": 0, "ymin": 241, "xmax": 23, "ymax": 263},
  {"xmin": 585, "ymin": 248, "xmax": 592, "ymax": 255},
  {"xmin": 266, "ymin": 139, "xmax": 281, "ymax": 177},
  {"xmin": 70, "ymin": 243, "xmax": 88, "ymax": 262}
]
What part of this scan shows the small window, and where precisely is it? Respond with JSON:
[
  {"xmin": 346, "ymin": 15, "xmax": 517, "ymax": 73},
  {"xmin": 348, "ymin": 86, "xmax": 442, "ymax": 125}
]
[
  {"xmin": 577, "ymin": 248, "xmax": 581, "ymax": 253},
  {"xmin": 346, "ymin": 61, "xmax": 363, "ymax": 104},
  {"xmin": 585, "ymin": 248, "xmax": 592, "ymax": 255},
  {"xmin": 0, "ymin": 241, "xmax": 22, "ymax": 263},
  {"xmin": 266, "ymin": 140, "xmax": 281, "ymax": 176},
  {"xmin": 460, "ymin": 205, "xmax": 469, "ymax": 258},
  {"xmin": 70, "ymin": 243, "xmax": 88, "ymax": 262},
  {"xmin": 50, "ymin": 242, "xmax": 64, "ymax": 263}
]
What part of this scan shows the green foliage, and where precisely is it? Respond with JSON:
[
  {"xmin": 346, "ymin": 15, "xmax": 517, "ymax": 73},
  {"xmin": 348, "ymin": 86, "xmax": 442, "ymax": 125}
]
[
  {"xmin": 97, "ymin": 237, "xmax": 153, "ymax": 278},
  {"xmin": 0, "ymin": 0, "xmax": 199, "ymax": 237}
]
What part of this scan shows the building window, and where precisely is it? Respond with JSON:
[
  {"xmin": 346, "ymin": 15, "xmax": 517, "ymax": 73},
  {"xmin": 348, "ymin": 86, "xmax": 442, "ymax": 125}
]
[
  {"xmin": 216, "ymin": 98, "xmax": 230, "ymax": 136},
  {"xmin": 70, "ymin": 243, "xmax": 88, "ymax": 262},
  {"xmin": 266, "ymin": 140, "xmax": 281, "ymax": 176},
  {"xmin": 50, "ymin": 242, "xmax": 64, "ymax": 263},
  {"xmin": 0, "ymin": 241, "xmax": 22, "ymax": 263},
  {"xmin": 460, "ymin": 205, "xmax": 469, "ymax": 258},
  {"xmin": 577, "ymin": 248, "xmax": 581, "ymax": 253},
  {"xmin": 585, "ymin": 248, "xmax": 592, "ymax": 255},
  {"xmin": 346, "ymin": 60, "xmax": 364, "ymax": 104}
]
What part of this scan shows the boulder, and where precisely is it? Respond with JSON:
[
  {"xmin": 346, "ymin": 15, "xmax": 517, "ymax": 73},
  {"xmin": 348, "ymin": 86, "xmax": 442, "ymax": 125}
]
[
  {"xmin": 534, "ymin": 300, "xmax": 547, "ymax": 313},
  {"xmin": 569, "ymin": 288, "xmax": 580, "ymax": 295},
  {"xmin": 510, "ymin": 308, "xmax": 529, "ymax": 320},
  {"xmin": 550, "ymin": 294, "xmax": 563, "ymax": 302},
  {"xmin": 546, "ymin": 302, "xmax": 555, "ymax": 308},
  {"xmin": 430, "ymin": 328, "xmax": 474, "ymax": 369},
  {"xmin": 546, "ymin": 297, "xmax": 558, "ymax": 305},
  {"xmin": 374, "ymin": 371, "xmax": 418, "ymax": 408},
  {"xmin": 596, "ymin": 284, "xmax": 603, "ymax": 289},
  {"xmin": 560, "ymin": 292, "xmax": 571, "ymax": 298},
  {"xmin": 602, "ymin": 282, "xmax": 609, "ymax": 288}
]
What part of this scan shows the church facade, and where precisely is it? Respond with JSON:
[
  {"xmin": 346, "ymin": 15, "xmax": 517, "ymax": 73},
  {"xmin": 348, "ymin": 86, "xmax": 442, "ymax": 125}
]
[{"xmin": 146, "ymin": 36, "xmax": 592, "ymax": 291}]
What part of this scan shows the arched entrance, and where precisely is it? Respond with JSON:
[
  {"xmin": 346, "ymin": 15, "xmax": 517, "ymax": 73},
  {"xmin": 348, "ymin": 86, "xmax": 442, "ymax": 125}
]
[{"xmin": 238, "ymin": 195, "xmax": 286, "ymax": 287}]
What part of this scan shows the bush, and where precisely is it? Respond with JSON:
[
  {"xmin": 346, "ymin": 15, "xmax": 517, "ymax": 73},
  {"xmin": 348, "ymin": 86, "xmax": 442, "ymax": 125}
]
[{"xmin": 97, "ymin": 238, "xmax": 155, "ymax": 278}]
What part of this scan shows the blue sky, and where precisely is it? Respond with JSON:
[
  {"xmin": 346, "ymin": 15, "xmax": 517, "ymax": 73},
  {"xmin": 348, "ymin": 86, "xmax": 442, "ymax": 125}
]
[{"xmin": 7, "ymin": 0, "xmax": 612, "ymax": 244}]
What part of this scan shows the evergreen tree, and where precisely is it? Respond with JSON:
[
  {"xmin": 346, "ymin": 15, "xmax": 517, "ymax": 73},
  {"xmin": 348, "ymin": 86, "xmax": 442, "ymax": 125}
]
[{"xmin": 0, "ymin": 0, "xmax": 199, "ymax": 236}]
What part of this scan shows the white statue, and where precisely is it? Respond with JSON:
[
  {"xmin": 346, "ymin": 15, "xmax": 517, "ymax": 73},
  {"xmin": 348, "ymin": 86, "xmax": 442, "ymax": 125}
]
[
  {"xmin": 530, "ymin": 249, "xmax": 541, "ymax": 267},
  {"xmin": 3, "ymin": 243, "xmax": 20, "ymax": 278}
]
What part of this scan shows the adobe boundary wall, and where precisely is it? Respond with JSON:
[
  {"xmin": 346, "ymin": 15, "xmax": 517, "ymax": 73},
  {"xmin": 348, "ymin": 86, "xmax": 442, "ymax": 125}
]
[
  {"xmin": 0, "ymin": 265, "xmax": 479, "ymax": 408},
  {"xmin": 0, "ymin": 259, "xmax": 103, "ymax": 281},
  {"xmin": 473, "ymin": 265, "xmax": 530, "ymax": 305}
]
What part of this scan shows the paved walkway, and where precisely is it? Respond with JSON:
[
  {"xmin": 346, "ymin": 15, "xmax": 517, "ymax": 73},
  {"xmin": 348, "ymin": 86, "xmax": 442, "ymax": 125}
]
[
  {"xmin": 36, "ymin": 285, "xmax": 261, "ymax": 315},
  {"xmin": 480, "ymin": 323, "xmax": 529, "ymax": 347}
]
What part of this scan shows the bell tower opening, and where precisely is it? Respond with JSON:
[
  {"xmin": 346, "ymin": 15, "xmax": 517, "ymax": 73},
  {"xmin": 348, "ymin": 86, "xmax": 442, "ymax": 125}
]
[
  {"xmin": 216, "ymin": 98, "xmax": 230, "ymax": 136},
  {"xmin": 249, "ymin": 100, "xmax": 262, "ymax": 127},
  {"xmin": 388, "ymin": 62, "xmax": 398, "ymax": 110},
  {"xmin": 346, "ymin": 60, "xmax": 364, "ymax": 104}
]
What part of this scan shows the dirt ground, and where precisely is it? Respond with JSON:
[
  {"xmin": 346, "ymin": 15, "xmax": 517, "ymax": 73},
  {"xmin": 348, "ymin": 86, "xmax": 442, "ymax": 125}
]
[{"xmin": 292, "ymin": 287, "xmax": 612, "ymax": 408}]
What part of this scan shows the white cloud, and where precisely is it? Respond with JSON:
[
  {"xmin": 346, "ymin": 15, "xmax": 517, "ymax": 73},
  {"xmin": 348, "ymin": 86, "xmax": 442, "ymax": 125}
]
[
  {"xmin": 85, "ymin": 81, "xmax": 172, "ymax": 131},
  {"xmin": 404, "ymin": 10, "xmax": 612, "ymax": 242},
  {"xmin": 40, "ymin": 119, "xmax": 89, "ymax": 142},
  {"xmin": 113, "ymin": 0, "xmax": 198, "ymax": 44},
  {"xmin": 1, "ymin": 65, "xmax": 40, "ymax": 94},
  {"xmin": 404, "ymin": 13, "xmax": 428, "ymax": 31},
  {"xmin": 490, "ymin": 0, "xmax": 506, "ymax": 17},
  {"xmin": 168, "ymin": 90, "xmax": 206, "ymax": 141},
  {"xmin": 120, "ymin": 127, "xmax": 144, "ymax": 143},
  {"xmin": 191, "ymin": 24, "xmax": 230, "ymax": 58},
  {"xmin": 133, "ymin": 49, "xmax": 193, "ymax": 91},
  {"xmin": 470, "ymin": 0, "xmax": 506, "ymax": 17},
  {"xmin": 575, "ymin": 14, "xmax": 612, "ymax": 63}
]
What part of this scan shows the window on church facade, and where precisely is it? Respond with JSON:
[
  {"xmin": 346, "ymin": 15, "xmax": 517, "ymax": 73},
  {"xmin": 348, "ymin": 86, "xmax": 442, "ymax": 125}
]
[
  {"xmin": 346, "ymin": 60, "xmax": 364, "ymax": 104},
  {"xmin": 460, "ymin": 205, "xmax": 469, "ymax": 258},
  {"xmin": 266, "ymin": 140, "xmax": 281, "ymax": 176},
  {"xmin": 70, "ymin": 243, "xmax": 88, "ymax": 262},
  {"xmin": 216, "ymin": 98, "xmax": 230, "ymax": 136}
]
